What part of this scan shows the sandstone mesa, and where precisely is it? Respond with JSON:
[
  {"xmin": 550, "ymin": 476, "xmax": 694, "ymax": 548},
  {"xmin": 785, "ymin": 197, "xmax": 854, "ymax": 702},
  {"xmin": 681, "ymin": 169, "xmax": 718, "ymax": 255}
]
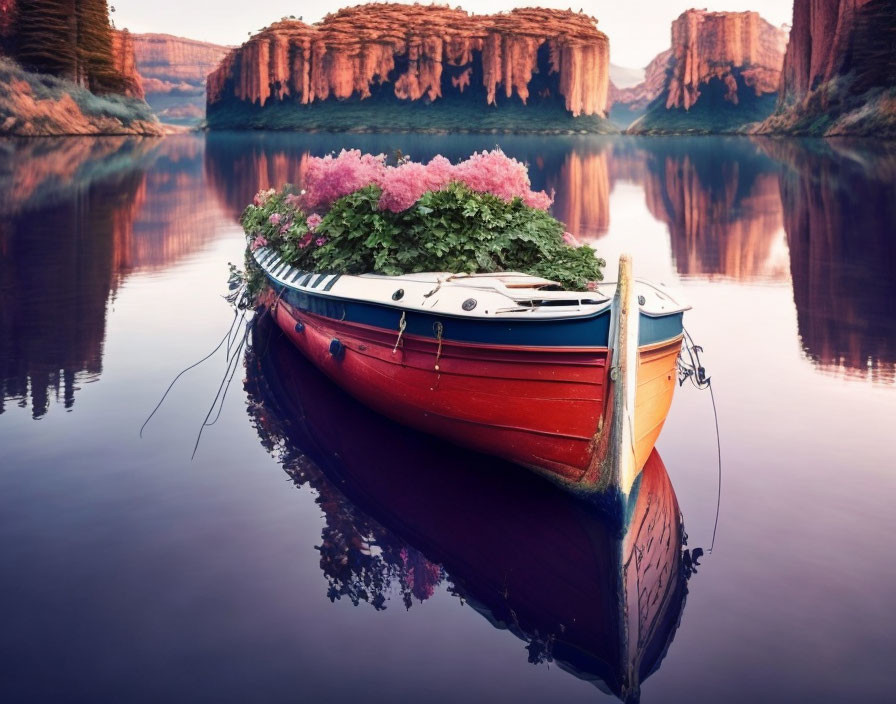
[{"xmin": 206, "ymin": 4, "xmax": 610, "ymax": 119}]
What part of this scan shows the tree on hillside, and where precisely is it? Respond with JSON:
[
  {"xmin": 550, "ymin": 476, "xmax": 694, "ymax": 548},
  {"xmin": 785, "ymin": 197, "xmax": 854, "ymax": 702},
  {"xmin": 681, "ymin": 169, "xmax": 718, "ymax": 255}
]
[
  {"xmin": 13, "ymin": 0, "xmax": 78, "ymax": 80},
  {"xmin": 77, "ymin": 0, "xmax": 124, "ymax": 94}
]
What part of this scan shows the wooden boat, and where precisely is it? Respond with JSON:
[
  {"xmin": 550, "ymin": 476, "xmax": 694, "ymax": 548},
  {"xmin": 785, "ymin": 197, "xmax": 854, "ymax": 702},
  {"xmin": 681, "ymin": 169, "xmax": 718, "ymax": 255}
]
[
  {"xmin": 253, "ymin": 246, "xmax": 688, "ymax": 499},
  {"xmin": 244, "ymin": 322, "xmax": 695, "ymax": 702}
]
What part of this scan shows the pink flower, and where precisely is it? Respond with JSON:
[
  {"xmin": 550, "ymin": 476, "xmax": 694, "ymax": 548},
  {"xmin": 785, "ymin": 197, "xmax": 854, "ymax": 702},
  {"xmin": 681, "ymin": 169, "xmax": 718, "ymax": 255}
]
[
  {"xmin": 250, "ymin": 235, "xmax": 268, "ymax": 251},
  {"xmin": 268, "ymin": 213, "xmax": 281, "ymax": 225},
  {"xmin": 315, "ymin": 237, "xmax": 327, "ymax": 246},
  {"xmin": 562, "ymin": 231, "xmax": 581, "ymax": 247},
  {"xmin": 452, "ymin": 150, "xmax": 553, "ymax": 210},
  {"xmin": 306, "ymin": 213, "xmax": 323, "ymax": 231},
  {"xmin": 586, "ymin": 281, "xmax": 599, "ymax": 291},
  {"xmin": 300, "ymin": 149, "xmax": 387, "ymax": 211},
  {"xmin": 298, "ymin": 233, "xmax": 313, "ymax": 249},
  {"xmin": 296, "ymin": 149, "xmax": 552, "ymax": 215},
  {"xmin": 376, "ymin": 155, "xmax": 458, "ymax": 212}
]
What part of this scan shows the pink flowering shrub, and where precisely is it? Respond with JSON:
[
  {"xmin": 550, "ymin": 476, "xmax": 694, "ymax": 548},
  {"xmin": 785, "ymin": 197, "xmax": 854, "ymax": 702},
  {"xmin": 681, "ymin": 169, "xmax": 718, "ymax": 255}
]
[
  {"xmin": 240, "ymin": 150, "xmax": 604, "ymax": 291},
  {"xmin": 300, "ymin": 150, "xmax": 387, "ymax": 212},
  {"xmin": 299, "ymin": 148, "xmax": 552, "ymax": 214}
]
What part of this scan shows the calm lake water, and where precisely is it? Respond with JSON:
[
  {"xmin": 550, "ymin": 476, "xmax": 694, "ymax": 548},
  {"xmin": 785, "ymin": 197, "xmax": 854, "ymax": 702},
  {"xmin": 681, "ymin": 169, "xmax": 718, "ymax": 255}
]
[{"xmin": 1, "ymin": 133, "xmax": 894, "ymax": 703}]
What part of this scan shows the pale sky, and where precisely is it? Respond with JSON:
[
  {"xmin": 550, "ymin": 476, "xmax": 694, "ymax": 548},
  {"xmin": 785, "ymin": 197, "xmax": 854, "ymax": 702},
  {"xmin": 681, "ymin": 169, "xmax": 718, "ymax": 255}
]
[{"xmin": 111, "ymin": 1, "xmax": 792, "ymax": 69}]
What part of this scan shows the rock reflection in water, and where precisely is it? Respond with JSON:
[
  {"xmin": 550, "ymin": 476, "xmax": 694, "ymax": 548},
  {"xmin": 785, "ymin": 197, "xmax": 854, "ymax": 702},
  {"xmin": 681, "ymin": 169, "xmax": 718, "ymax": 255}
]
[
  {"xmin": 244, "ymin": 318, "xmax": 698, "ymax": 702},
  {"xmin": 640, "ymin": 138, "xmax": 786, "ymax": 281},
  {"xmin": 764, "ymin": 139, "xmax": 896, "ymax": 383},
  {"xmin": 0, "ymin": 136, "xmax": 226, "ymax": 417}
]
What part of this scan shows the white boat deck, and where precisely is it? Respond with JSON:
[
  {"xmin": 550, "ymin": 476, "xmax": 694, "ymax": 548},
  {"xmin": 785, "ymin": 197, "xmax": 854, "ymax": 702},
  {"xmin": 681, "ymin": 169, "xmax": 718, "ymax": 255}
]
[{"xmin": 252, "ymin": 247, "xmax": 688, "ymax": 320}]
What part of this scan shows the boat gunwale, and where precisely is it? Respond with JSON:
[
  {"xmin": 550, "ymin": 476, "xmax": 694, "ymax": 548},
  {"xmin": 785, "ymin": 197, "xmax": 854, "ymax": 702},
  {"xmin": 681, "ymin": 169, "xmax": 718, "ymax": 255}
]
[
  {"xmin": 253, "ymin": 249, "xmax": 690, "ymax": 323},
  {"xmin": 266, "ymin": 277, "xmax": 617, "ymax": 325}
]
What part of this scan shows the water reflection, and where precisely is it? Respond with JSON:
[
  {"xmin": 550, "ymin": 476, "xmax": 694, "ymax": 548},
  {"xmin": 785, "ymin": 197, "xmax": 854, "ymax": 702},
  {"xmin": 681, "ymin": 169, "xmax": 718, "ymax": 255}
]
[
  {"xmin": 3, "ymin": 132, "xmax": 892, "ymax": 419},
  {"xmin": 0, "ymin": 136, "xmax": 226, "ymax": 417},
  {"xmin": 244, "ymin": 319, "xmax": 698, "ymax": 702},
  {"xmin": 639, "ymin": 138, "xmax": 787, "ymax": 281},
  {"xmin": 762, "ymin": 139, "xmax": 896, "ymax": 382}
]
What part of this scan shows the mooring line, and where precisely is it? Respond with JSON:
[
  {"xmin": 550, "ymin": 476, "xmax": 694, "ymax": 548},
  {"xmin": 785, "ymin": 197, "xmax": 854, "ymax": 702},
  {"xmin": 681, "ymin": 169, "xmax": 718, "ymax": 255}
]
[
  {"xmin": 139, "ymin": 305, "xmax": 244, "ymax": 438},
  {"xmin": 707, "ymin": 379, "xmax": 722, "ymax": 553}
]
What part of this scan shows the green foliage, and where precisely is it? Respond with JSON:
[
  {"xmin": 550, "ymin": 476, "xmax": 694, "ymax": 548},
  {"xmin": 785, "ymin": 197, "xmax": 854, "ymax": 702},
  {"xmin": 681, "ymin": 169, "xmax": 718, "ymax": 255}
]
[
  {"xmin": 629, "ymin": 78, "xmax": 778, "ymax": 135},
  {"xmin": 241, "ymin": 184, "xmax": 605, "ymax": 292},
  {"xmin": 77, "ymin": 0, "xmax": 126, "ymax": 95},
  {"xmin": 12, "ymin": 0, "xmax": 77, "ymax": 78},
  {"xmin": 207, "ymin": 91, "xmax": 619, "ymax": 135},
  {"xmin": 10, "ymin": 0, "xmax": 125, "ymax": 94}
]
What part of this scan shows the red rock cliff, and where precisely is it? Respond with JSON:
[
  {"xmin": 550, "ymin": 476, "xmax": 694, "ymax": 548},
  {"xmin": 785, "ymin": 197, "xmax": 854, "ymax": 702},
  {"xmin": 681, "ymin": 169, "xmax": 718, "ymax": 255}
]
[
  {"xmin": 609, "ymin": 49, "xmax": 671, "ymax": 111},
  {"xmin": 780, "ymin": 0, "xmax": 870, "ymax": 99},
  {"xmin": 207, "ymin": 4, "xmax": 610, "ymax": 117},
  {"xmin": 133, "ymin": 33, "xmax": 231, "ymax": 96},
  {"xmin": 664, "ymin": 10, "xmax": 788, "ymax": 110},
  {"xmin": 111, "ymin": 29, "xmax": 144, "ymax": 99}
]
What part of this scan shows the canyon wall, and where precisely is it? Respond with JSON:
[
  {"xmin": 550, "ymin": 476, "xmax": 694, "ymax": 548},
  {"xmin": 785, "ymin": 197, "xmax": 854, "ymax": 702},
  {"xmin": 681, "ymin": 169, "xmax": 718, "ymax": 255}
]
[
  {"xmin": 628, "ymin": 10, "xmax": 788, "ymax": 134},
  {"xmin": 132, "ymin": 34, "xmax": 230, "ymax": 122},
  {"xmin": 779, "ymin": 0, "xmax": 872, "ymax": 98},
  {"xmin": 664, "ymin": 10, "xmax": 787, "ymax": 111},
  {"xmin": 609, "ymin": 49, "xmax": 671, "ymax": 113},
  {"xmin": 134, "ymin": 34, "xmax": 230, "ymax": 95},
  {"xmin": 756, "ymin": 0, "xmax": 896, "ymax": 137},
  {"xmin": 206, "ymin": 4, "xmax": 611, "ymax": 131},
  {"xmin": 111, "ymin": 29, "xmax": 144, "ymax": 99}
]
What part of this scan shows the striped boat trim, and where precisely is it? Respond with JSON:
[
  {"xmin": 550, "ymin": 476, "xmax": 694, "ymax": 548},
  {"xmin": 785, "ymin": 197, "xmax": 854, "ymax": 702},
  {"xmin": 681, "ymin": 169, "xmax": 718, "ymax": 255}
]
[{"xmin": 251, "ymin": 247, "xmax": 683, "ymax": 348}]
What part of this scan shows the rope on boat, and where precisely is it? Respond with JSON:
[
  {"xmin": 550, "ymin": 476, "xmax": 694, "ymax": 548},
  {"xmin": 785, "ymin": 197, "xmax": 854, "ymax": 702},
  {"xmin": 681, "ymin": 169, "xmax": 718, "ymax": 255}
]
[
  {"xmin": 677, "ymin": 326, "xmax": 723, "ymax": 554},
  {"xmin": 392, "ymin": 311, "xmax": 407, "ymax": 354},
  {"xmin": 433, "ymin": 322, "xmax": 444, "ymax": 372}
]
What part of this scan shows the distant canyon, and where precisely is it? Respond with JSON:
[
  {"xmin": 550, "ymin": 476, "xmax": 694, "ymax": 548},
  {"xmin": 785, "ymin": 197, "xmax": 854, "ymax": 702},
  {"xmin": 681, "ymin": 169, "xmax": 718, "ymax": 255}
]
[{"xmin": 0, "ymin": 1, "xmax": 893, "ymax": 137}]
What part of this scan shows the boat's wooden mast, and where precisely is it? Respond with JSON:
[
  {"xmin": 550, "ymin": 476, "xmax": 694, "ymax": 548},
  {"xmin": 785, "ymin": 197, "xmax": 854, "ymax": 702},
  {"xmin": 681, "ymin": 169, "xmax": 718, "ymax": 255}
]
[{"xmin": 598, "ymin": 254, "xmax": 640, "ymax": 497}]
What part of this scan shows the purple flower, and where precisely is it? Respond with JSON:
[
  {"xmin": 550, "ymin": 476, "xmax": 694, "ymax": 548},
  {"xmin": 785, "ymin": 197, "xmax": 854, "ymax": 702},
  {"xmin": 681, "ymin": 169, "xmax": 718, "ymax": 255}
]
[
  {"xmin": 298, "ymin": 233, "xmax": 313, "ymax": 249},
  {"xmin": 315, "ymin": 237, "xmax": 327, "ymax": 246}
]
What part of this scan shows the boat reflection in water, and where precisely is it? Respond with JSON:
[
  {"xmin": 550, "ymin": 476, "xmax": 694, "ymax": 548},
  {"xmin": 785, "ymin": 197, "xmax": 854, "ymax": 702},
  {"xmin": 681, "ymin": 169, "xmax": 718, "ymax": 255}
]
[{"xmin": 244, "ymin": 317, "xmax": 699, "ymax": 702}]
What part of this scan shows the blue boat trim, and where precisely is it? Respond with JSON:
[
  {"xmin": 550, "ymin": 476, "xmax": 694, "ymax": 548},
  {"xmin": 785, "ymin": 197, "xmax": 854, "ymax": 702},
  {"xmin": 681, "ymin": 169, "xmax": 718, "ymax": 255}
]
[
  {"xmin": 262, "ymin": 264, "xmax": 683, "ymax": 348},
  {"xmin": 639, "ymin": 312, "xmax": 683, "ymax": 347}
]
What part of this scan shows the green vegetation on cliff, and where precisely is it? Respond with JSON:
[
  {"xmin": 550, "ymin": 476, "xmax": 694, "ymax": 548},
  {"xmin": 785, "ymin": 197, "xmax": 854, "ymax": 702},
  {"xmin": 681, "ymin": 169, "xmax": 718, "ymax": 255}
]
[
  {"xmin": 12, "ymin": 0, "xmax": 125, "ymax": 94},
  {"xmin": 627, "ymin": 76, "xmax": 778, "ymax": 135},
  {"xmin": 0, "ymin": 57, "xmax": 160, "ymax": 135},
  {"xmin": 205, "ymin": 93, "xmax": 618, "ymax": 135}
]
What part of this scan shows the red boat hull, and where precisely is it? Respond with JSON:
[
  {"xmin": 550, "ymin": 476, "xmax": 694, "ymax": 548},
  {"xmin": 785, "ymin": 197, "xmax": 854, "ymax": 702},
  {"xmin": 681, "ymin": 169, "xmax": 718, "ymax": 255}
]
[{"xmin": 265, "ymin": 291, "xmax": 680, "ymax": 492}]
